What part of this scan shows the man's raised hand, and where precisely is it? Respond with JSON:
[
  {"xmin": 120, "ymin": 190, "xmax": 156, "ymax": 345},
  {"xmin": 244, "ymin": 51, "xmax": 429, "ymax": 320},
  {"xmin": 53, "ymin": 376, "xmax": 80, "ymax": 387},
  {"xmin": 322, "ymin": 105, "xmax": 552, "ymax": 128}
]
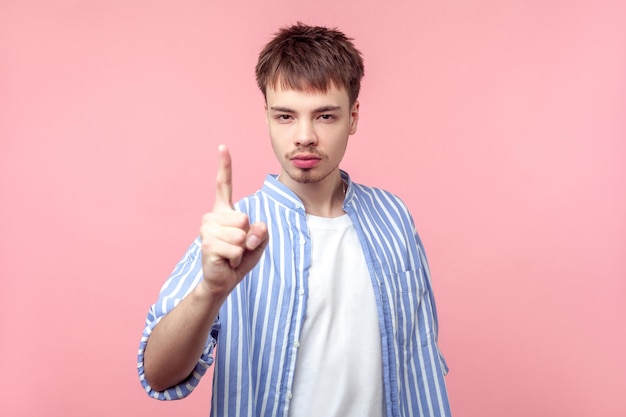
[{"xmin": 200, "ymin": 145, "xmax": 268, "ymax": 297}]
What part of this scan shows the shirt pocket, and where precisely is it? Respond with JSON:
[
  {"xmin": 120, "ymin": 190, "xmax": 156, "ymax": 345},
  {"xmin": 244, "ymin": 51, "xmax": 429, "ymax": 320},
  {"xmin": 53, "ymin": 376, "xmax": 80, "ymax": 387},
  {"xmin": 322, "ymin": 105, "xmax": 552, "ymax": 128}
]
[
  {"xmin": 392, "ymin": 269, "xmax": 431, "ymax": 347},
  {"xmin": 395, "ymin": 268, "xmax": 424, "ymax": 295}
]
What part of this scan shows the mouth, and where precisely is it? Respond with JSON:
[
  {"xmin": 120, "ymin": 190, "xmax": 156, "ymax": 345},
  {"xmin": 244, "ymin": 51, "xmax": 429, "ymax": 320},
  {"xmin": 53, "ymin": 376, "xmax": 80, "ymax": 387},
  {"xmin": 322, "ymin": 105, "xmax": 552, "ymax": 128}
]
[{"xmin": 290, "ymin": 154, "xmax": 321, "ymax": 169}]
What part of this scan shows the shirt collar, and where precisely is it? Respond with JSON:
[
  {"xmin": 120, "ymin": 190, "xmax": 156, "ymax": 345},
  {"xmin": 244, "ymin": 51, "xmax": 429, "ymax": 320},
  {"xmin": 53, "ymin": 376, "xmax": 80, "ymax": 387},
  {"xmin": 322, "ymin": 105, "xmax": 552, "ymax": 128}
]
[{"xmin": 260, "ymin": 170, "xmax": 354, "ymax": 213}]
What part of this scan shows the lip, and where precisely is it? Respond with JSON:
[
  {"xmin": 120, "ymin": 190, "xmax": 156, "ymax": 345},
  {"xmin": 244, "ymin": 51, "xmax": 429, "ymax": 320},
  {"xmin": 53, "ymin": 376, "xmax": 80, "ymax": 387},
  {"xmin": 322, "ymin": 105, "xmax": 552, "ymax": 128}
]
[{"xmin": 291, "ymin": 154, "xmax": 321, "ymax": 169}]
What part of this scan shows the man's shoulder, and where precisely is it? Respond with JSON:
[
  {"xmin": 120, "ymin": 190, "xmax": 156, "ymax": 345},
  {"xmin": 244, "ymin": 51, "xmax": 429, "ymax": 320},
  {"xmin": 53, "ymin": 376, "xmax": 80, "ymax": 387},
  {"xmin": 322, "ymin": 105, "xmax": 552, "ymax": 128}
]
[
  {"xmin": 234, "ymin": 188, "xmax": 267, "ymax": 208},
  {"xmin": 233, "ymin": 185, "xmax": 292, "ymax": 215},
  {"xmin": 351, "ymin": 182, "xmax": 407, "ymax": 208}
]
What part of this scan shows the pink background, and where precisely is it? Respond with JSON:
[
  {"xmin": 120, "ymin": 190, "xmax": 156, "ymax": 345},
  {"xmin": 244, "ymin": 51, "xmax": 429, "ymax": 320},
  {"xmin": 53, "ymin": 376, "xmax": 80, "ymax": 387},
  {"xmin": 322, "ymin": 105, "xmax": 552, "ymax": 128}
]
[{"xmin": 1, "ymin": 1, "xmax": 625, "ymax": 416}]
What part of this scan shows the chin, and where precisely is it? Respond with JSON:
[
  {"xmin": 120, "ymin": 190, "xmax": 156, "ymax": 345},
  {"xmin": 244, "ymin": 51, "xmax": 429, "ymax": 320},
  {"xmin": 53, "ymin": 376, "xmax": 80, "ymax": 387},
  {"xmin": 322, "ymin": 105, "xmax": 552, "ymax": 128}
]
[{"xmin": 290, "ymin": 169, "xmax": 332, "ymax": 185}]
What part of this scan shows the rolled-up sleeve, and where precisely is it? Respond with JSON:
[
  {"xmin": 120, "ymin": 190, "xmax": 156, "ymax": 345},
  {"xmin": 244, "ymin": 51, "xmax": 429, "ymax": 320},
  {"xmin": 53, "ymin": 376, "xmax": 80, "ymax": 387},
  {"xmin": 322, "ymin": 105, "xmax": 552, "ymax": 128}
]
[{"xmin": 137, "ymin": 238, "xmax": 219, "ymax": 400}]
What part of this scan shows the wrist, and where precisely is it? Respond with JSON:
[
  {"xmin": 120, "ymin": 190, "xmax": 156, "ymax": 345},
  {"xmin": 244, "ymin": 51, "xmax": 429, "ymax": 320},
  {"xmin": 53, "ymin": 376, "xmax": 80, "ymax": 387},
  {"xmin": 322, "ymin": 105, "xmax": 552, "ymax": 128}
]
[{"xmin": 194, "ymin": 279, "xmax": 230, "ymax": 308}]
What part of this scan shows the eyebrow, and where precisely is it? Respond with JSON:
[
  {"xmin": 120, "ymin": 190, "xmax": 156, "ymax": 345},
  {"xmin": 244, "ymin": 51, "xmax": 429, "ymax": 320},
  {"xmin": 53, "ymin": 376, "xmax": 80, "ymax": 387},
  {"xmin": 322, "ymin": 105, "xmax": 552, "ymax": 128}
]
[{"xmin": 269, "ymin": 105, "xmax": 342, "ymax": 113}]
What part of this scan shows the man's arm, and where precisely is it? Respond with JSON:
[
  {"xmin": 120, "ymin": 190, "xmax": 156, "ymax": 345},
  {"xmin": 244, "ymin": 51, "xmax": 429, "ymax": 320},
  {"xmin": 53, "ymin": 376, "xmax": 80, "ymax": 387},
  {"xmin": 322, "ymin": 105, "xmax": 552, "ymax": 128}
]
[
  {"xmin": 142, "ymin": 280, "xmax": 223, "ymax": 391},
  {"xmin": 142, "ymin": 145, "xmax": 268, "ymax": 392}
]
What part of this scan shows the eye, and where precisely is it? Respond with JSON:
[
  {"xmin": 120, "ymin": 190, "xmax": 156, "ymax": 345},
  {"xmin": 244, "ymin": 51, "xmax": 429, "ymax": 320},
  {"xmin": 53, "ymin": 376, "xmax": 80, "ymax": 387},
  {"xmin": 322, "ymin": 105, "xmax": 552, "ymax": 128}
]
[
  {"xmin": 318, "ymin": 114, "xmax": 335, "ymax": 122},
  {"xmin": 274, "ymin": 114, "xmax": 293, "ymax": 123}
]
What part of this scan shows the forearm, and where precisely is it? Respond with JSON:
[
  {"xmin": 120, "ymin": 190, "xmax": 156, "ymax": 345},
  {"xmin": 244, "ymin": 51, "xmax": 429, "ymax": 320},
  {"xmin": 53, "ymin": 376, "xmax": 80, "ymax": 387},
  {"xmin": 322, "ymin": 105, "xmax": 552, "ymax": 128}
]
[
  {"xmin": 142, "ymin": 146, "xmax": 268, "ymax": 393},
  {"xmin": 143, "ymin": 280, "xmax": 225, "ymax": 392}
]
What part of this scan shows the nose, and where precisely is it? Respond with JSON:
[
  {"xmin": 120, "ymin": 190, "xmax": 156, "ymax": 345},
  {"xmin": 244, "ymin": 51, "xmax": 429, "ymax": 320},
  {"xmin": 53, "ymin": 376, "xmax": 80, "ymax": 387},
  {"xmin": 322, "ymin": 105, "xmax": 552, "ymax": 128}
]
[{"xmin": 295, "ymin": 119, "xmax": 317, "ymax": 147}]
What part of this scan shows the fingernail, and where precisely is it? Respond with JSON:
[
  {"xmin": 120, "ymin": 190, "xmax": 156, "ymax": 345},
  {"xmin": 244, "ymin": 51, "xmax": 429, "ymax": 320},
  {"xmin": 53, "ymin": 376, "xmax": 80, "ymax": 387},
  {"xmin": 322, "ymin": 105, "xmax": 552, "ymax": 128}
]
[{"xmin": 247, "ymin": 235, "xmax": 260, "ymax": 249}]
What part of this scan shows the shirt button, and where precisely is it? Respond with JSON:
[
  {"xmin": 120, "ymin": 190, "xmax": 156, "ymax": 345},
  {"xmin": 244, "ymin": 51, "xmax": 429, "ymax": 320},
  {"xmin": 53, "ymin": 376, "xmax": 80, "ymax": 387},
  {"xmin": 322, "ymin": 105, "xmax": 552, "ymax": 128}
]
[
  {"xmin": 287, "ymin": 391, "xmax": 293, "ymax": 400},
  {"xmin": 298, "ymin": 289, "xmax": 305, "ymax": 296},
  {"xmin": 294, "ymin": 341, "xmax": 300, "ymax": 348}
]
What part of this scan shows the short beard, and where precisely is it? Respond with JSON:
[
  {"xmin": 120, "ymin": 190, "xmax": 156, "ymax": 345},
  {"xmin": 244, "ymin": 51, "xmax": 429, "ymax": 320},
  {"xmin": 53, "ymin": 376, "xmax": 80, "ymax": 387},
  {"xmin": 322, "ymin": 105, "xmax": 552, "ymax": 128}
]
[{"xmin": 290, "ymin": 170, "xmax": 327, "ymax": 184}]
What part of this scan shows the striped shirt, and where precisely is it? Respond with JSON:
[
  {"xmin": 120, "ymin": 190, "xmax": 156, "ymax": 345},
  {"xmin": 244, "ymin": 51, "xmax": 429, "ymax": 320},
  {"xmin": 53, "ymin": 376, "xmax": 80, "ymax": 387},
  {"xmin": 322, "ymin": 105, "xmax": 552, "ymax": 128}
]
[{"xmin": 137, "ymin": 171, "xmax": 451, "ymax": 416}]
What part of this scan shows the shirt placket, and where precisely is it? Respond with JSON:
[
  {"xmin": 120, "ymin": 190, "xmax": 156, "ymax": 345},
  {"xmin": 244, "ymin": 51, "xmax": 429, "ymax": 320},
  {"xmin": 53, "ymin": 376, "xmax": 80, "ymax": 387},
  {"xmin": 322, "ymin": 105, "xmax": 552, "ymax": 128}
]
[{"xmin": 279, "ymin": 215, "xmax": 311, "ymax": 416}]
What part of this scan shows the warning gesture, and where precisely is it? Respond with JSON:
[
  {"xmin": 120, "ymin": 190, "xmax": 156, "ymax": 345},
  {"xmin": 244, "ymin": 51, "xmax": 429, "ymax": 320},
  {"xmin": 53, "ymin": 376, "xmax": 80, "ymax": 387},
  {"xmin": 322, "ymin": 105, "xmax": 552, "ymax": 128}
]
[{"xmin": 200, "ymin": 145, "xmax": 268, "ymax": 297}]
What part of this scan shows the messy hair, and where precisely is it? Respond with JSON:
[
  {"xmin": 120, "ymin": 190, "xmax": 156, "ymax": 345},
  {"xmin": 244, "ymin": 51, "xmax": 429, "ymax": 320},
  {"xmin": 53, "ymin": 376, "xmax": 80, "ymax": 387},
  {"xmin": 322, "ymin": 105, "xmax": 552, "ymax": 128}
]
[{"xmin": 255, "ymin": 22, "xmax": 365, "ymax": 105}]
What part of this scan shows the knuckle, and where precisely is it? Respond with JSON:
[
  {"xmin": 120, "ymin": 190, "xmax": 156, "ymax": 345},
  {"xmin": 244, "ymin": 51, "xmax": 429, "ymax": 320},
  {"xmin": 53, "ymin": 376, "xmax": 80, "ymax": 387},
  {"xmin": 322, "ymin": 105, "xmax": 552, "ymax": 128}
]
[
  {"xmin": 234, "ymin": 213, "xmax": 250, "ymax": 229},
  {"xmin": 201, "ymin": 212, "xmax": 217, "ymax": 226},
  {"xmin": 232, "ymin": 245, "xmax": 245, "ymax": 258},
  {"xmin": 199, "ymin": 222, "xmax": 216, "ymax": 239},
  {"xmin": 234, "ymin": 229, "xmax": 247, "ymax": 244}
]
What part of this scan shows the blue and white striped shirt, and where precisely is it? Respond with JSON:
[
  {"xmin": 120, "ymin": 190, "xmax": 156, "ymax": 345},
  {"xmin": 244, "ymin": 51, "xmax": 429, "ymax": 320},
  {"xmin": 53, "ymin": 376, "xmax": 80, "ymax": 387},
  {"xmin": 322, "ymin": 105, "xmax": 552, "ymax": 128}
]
[{"xmin": 138, "ymin": 171, "xmax": 451, "ymax": 416}]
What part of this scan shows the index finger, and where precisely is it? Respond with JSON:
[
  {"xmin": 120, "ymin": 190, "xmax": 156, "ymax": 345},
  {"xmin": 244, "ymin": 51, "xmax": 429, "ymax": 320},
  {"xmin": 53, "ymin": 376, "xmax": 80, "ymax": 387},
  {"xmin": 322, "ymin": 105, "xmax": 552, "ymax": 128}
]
[{"xmin": 214, "ymin": 144, "xmax": 233, "ymax": 210}]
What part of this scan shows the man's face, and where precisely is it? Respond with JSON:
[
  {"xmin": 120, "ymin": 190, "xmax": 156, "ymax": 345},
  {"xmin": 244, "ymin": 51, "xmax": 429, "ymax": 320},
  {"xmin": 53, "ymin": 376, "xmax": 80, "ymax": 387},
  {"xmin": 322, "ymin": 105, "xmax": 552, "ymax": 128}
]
[{"xmin": 265, "ymin": 84, "xmax": 359, "ymax": 187}]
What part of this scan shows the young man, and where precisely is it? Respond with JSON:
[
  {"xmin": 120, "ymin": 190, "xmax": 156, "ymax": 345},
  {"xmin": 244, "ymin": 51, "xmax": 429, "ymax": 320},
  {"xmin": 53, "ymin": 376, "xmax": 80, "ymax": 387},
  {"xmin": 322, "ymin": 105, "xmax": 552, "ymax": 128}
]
[{"xmin": 138, "ymin": 23, "xmax": 451, "ymax": 416}]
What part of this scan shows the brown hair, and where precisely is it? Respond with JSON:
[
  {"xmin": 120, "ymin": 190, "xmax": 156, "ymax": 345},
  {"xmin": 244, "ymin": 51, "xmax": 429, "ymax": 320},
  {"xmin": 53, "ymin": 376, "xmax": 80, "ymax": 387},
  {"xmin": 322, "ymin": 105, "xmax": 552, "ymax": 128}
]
[{"xmin": 255, "ymin": 23, "xmax": 365, "ymax": 105}]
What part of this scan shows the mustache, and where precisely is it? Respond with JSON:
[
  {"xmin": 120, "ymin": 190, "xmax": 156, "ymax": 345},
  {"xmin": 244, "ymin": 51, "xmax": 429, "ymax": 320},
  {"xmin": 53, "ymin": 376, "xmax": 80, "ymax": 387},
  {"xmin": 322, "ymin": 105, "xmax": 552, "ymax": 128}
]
[{"xmin": 287, "ymin": 147, "xmax": 326, "ymax": 159}]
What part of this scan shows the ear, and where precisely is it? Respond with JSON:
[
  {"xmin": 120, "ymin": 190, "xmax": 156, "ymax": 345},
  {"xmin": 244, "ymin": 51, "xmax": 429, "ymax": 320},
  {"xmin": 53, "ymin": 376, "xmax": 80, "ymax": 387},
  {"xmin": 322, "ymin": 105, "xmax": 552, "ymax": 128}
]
[{"xmin": 349, "ymin": 100, "xmax": 360, "ymax": 135}]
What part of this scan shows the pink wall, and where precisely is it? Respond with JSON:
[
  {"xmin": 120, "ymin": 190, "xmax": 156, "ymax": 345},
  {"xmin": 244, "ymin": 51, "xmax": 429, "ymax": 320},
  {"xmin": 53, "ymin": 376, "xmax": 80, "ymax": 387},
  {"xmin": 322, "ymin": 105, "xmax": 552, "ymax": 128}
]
[{"xmin": 1, "ymin": 1, "xmax": 625, "ymax": 416}]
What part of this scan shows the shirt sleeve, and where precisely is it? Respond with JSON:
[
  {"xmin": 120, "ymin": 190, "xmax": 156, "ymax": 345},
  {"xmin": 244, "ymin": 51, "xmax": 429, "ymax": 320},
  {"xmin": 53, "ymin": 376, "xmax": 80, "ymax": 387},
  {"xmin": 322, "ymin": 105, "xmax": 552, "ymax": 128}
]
[
  {"xmin": 414, "ymin": 227, "xmax": 450, "ymax": 376},
  {"xmin": 137, "ymin": 237, "xmax": 220, "ymax": 400}
]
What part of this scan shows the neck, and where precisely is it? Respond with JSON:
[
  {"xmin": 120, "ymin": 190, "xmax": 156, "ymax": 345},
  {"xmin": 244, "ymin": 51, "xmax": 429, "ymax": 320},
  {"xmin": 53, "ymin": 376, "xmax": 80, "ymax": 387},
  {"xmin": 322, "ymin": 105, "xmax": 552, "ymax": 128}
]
[{"xmin": 279, "ymin": 171, "xmax": 346, "ymax": 218}]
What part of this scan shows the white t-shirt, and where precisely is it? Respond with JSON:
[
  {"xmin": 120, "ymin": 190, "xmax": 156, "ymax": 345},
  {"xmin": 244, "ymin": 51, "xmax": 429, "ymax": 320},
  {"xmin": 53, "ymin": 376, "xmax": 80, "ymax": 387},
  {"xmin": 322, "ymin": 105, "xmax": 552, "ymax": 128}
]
[{"xmin": 288, "ymin": 214, "xmax": 385, "ymax": 417}]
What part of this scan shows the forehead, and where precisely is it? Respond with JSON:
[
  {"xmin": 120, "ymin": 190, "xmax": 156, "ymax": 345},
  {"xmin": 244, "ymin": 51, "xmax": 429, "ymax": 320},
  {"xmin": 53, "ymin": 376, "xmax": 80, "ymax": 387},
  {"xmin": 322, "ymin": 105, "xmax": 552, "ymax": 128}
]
[{"xmin": 265, "ymin": 84, "xmax": 350, "ymax": 109}]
